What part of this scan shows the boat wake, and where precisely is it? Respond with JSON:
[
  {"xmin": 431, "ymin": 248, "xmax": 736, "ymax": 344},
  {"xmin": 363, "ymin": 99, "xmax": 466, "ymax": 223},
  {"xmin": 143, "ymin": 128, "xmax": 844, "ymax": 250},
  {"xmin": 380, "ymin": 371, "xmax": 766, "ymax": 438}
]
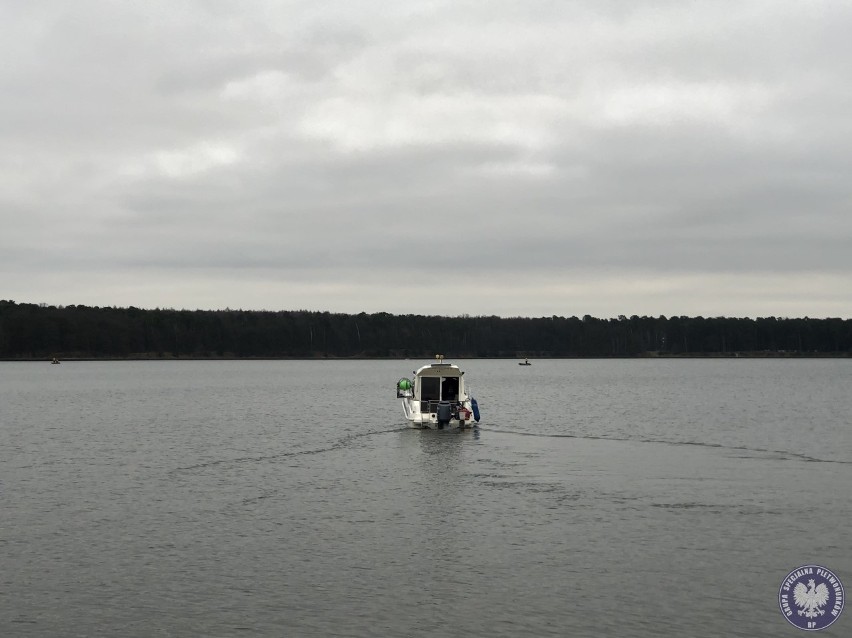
[
  {"xmin": 474, "ymin": 427, "xmax": 852, "ymax": 466},
  {"xmin": 170, "ymin": 426, "xmax": 410, "ymax": 475}
]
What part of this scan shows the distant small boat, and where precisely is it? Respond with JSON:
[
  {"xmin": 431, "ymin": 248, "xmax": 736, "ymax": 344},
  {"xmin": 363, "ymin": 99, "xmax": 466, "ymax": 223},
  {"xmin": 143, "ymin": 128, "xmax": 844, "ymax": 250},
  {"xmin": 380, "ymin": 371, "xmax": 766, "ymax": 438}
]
[
  {"xmin": 51, "ymin": 357, "xmax": 61, "ymax": 364},
  {"xmin": 518, "ymin": 359, "xmax": 531, "ymax": 366}
]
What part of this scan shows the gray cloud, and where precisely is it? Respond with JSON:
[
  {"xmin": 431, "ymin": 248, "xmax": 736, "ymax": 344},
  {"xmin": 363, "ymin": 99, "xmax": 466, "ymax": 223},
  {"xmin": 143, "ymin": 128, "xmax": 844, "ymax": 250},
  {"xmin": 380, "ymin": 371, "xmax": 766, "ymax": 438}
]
[{"xmin": 2, "ymin": 0, "xmax": 850, "ymax": 317}]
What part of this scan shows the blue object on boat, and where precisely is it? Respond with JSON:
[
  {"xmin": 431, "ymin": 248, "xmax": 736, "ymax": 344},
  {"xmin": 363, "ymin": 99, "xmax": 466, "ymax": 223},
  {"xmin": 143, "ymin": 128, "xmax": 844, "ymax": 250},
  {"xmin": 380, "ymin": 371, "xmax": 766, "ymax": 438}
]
[{"xmin": 471, "ymin": 397, "xmax": 480, "ymax": 422}]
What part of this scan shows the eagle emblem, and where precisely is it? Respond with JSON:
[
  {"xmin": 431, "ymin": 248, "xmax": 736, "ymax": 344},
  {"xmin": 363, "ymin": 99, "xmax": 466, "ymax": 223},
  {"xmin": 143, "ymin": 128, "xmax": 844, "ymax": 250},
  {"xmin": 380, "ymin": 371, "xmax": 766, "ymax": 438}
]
[{"xmin": 793, "ymin": 579, "xmax": 830, "ymax": 619}]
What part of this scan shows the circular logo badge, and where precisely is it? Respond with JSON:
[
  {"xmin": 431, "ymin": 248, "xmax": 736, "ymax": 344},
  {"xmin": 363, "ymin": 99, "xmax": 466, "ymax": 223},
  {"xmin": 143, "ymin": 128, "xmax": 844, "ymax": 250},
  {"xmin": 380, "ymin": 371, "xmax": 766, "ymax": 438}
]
[{"xmin": 779, "ymin": 565, "xmax": 844, "ymax": 631}]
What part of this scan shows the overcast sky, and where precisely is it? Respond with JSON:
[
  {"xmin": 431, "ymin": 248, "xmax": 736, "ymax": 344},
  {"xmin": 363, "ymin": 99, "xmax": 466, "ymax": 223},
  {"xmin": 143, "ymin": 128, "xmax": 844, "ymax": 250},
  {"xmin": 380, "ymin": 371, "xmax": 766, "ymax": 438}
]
[{"xmin": 2, "ymin": 1, "xmax": 850, "ymax": 318}]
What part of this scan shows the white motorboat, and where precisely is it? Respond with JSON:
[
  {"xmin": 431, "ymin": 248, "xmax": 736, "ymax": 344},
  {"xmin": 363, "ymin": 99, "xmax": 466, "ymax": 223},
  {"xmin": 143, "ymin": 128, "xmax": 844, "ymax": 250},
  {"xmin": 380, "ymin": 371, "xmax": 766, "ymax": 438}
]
[{"xmin": 396, "ymin": 355, "xmax": 480, "ymax": 429}]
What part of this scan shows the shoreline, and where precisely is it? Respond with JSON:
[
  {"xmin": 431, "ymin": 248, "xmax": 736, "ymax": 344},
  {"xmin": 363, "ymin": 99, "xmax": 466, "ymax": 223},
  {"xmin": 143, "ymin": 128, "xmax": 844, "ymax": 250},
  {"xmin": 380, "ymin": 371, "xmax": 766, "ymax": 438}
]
[{"xmin": 4, "ymin": 352, "xmax": 851, "ymax": 362}]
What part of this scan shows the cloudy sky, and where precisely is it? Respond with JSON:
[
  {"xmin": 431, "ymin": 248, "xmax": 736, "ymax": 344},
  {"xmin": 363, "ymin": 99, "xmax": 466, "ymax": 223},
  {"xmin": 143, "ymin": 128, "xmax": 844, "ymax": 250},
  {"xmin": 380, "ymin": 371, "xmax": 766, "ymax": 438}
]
[{"xmin": 3, "ymin": 1, "xmax": 850, "ymax": 318}]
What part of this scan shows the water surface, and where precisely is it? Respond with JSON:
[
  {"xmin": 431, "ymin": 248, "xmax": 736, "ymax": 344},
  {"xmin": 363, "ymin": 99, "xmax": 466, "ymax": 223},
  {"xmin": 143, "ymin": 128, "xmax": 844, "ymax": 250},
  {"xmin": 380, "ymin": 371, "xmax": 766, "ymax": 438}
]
[{"xmin": 2, "ymin": 359, "xmax": 850, "ymax": 636}]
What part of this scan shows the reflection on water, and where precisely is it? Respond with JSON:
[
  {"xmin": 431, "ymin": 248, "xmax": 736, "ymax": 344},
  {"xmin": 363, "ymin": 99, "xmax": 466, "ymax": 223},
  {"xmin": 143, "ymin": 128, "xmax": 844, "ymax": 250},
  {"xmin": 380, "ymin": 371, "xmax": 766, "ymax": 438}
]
[{"xmin": 416, "ymin": 428, "xmax": 471, "ymax": 455}]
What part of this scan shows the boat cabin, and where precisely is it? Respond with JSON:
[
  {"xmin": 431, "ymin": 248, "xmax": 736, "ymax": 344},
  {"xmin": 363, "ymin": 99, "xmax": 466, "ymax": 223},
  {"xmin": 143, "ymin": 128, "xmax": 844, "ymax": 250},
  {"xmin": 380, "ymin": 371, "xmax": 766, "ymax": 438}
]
[{"xmin": 414, "ymin": 362, "xmax": 464, "ymax": 411}]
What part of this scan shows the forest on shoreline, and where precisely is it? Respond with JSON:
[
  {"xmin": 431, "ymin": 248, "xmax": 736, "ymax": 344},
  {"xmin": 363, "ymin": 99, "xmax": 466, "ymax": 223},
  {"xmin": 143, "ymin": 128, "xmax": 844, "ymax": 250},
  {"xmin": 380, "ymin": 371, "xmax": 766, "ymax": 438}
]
[{"xmin": 1, "ymin": 300, "xmax": 850, "ymax": 360}]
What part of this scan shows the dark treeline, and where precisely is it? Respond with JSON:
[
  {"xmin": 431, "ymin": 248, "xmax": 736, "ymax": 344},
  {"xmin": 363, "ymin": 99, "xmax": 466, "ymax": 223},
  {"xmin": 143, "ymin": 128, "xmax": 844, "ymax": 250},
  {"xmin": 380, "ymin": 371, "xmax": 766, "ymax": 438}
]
[{"xmin": 1, "ymin": 300, "xmax": 851, "ymax": 359}]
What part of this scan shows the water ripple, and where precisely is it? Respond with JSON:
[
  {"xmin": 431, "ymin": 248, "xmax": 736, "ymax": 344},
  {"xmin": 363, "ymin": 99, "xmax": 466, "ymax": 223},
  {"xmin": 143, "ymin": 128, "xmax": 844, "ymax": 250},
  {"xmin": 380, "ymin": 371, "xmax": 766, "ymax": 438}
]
[
  {"xmin": 169, "ymin": 427, "xmax": 409, "ymax": 475},
  {"xmin": 475, "ymin": 427, "xmax": 852, "ymax": 465}
]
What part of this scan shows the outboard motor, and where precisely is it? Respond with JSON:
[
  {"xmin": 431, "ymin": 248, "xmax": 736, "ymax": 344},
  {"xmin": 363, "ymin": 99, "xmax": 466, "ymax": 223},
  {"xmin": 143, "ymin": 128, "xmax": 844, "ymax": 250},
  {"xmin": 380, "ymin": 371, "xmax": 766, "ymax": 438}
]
[{"xmin": 436, "ymin": 401, "xmax": 452, "ymax": 428}]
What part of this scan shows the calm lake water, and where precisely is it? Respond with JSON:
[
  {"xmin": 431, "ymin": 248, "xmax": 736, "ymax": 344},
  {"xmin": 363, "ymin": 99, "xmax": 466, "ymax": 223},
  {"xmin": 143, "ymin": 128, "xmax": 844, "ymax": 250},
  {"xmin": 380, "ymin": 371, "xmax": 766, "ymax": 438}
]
[{"xmin": 1, "ymin": 359, "xmax": 850, "ymax": 637}]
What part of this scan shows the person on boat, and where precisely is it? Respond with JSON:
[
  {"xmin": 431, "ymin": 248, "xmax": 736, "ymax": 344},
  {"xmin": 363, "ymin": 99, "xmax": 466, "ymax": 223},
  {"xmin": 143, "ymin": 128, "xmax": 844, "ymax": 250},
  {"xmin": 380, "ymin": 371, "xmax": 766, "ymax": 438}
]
[{"xmin": 441, "ymin": 378, "xmax": 458, "ymax": 402}]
